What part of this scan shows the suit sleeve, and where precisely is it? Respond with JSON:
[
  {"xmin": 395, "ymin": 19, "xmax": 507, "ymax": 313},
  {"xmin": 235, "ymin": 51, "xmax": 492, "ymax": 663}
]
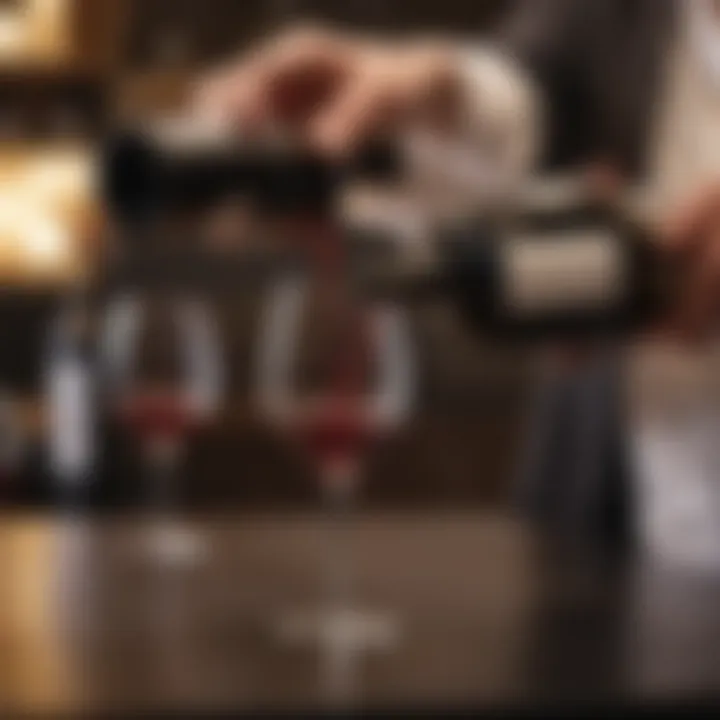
[
  {"xmin": 345, "ymin": 0, "xmax": 603, "ymax": 233},
  {"xmin": 493, "ymin": 0, "xmax": 629, "ymax": 171},
  {"xmin": 404, "ymin": 0, "xmax": 598, "ymax": 210}
]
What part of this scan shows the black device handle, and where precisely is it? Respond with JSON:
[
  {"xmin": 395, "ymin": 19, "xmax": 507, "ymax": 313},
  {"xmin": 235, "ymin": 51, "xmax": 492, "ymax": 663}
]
[{"xmin": 103, "ymin": 126, "xmax": 400, "ymax": 224}]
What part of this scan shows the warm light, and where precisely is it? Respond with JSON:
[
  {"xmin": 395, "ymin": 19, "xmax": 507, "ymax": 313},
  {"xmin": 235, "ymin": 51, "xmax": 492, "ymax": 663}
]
[
  {"xmin": 0, "ymin": 0, "xmax": 72, "ymax": 64},
  {"xmin": 0, "ymin": 193, "xmax": 70, "ymax": 269},
  {"xmin": 20, "ymin": 153, "xmax": 93, "ymax": 203},
  {"xmin": 22, "ymin": 210, "xmax": 70, "ymax": 268},
  {"xmin": 0, "ymin": 147, "xmax": 94, "ymax": 281},
  {"xmin": 30, "ymin": 0, "xmax": 71, "ymax": 60},
  {"xmin": 0, "ymin": 10, "xmax": 28, "ymax": 57}
]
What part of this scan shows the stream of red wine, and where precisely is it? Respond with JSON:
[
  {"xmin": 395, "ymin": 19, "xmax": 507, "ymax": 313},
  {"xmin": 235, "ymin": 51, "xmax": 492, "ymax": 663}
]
[{"xmin": 292, "ymin": 217, "xmax": 374, "ymax": 471}]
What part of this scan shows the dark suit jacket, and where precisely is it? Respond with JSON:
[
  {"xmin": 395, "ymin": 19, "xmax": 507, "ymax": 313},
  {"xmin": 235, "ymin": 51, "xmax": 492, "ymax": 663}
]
[
  {"xmin": 500, "ymin": 0, "xmax": 676, "ymax": 175},
  {"xmin": 499, "ymin": 0, "xmax": 679, "ymax": 555}
]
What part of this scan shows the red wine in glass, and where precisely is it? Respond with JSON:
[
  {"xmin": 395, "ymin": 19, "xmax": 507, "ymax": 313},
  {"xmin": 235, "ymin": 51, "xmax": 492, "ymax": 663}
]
[
  {"xmin": 100, "ymin": 295, "xmax": 224, "ymax": 566},
  {"xmin": 119, "ymin": 390, "xmax": 201, "ymax": 444},
  {"xmin": 300, "ymin": 406, "xmax": 372, "ymax": 467},
  {"xmin": 293, "ymin": 396, "xmax": 376, "ymax": 503},
  {"xmin": 118, "ymin": 389, "xmax": 206, "ymax": 557},
  {"xmin": 255, "ymin": 273, "xmax": 415, "ymax": 672}
]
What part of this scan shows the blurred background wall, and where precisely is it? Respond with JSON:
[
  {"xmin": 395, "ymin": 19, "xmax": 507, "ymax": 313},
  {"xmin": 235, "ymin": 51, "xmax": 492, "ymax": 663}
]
[{"xmin": 0, "ymin": 0, "xmax": 529, "ymax": 511}]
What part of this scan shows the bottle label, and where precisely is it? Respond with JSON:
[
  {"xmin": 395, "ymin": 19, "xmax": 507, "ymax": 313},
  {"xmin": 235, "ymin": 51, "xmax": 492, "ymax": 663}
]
[{"xmin": 500, "ymin": 230, "xmax": 626, "ymax": 317}]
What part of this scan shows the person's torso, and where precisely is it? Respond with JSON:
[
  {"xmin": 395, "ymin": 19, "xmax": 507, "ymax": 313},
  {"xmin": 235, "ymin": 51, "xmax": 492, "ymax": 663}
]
[{"xmin": 628, "ymin": 0, "xmax": 720, "ymax": 570}]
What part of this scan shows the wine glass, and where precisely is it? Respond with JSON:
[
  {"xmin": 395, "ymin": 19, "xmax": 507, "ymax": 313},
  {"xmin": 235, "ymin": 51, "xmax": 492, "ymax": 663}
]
[
  {"xmin": 99, "ymin": 292, "xmax": 224, "ymax": 567},
  {"xmin": 254, "ymin": 266, "xmax": 415, "ymax": 671}
]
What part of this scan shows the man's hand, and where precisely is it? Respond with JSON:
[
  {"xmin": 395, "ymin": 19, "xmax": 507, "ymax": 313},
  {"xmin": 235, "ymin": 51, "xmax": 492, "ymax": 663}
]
[
  {"xmin": 193, "ymin": 25, "xmax": 464, "ymax": 155},
  {"xmin": 660, "ymin": 182, "xmax": 720, "ymax": 342}
]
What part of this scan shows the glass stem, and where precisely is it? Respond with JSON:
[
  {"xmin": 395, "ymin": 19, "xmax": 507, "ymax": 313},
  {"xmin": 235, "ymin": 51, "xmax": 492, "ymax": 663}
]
[
  {"xmin": 145, "ymin": 437, "xmax": 182, "ymax": 525},
  {"xmin": 57, "ymin": 470, "xmax": 86, "ymax": 517},
  {"xmin": 321, "ymin": 460, "xmax": 359, "ymax": 613}
]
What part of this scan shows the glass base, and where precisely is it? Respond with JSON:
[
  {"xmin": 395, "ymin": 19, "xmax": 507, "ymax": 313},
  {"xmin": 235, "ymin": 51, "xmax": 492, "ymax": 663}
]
[
  {"xmin": 143, "ymin": 523, "xmax": 210, "ymax": 568},
  {"xmin": 273, "ymin": 606, "xmax": 401, "ymax": 652}
]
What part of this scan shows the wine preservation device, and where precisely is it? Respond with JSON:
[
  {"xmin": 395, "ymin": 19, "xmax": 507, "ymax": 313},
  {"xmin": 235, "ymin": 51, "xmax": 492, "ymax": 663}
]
[
  {"xmin": 103, "ymin": 121, "xmax": 400, "ymax": 222},
  {"xmin": 100, "ymin": 120, "xmax": 669, "ymax": 342}
]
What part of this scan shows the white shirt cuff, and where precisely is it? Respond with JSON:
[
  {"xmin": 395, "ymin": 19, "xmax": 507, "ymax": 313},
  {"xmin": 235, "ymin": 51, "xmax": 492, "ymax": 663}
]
[
  {"xmin": 401, "ymin": 46, "xmax": 544, "ymax": 210},
  {"xmin": 457, "ymin": 45, "xmax": 543, "ymax": 178},
  {"xmin": 343, "ymin": 46, "xmax": 544, "ymax": 243}
]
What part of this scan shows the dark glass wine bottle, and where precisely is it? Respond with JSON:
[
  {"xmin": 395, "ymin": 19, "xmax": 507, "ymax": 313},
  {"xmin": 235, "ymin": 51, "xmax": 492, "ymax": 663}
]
[
  {"xmin": 45, "ymin": 291, "xmax": 97, "ymax": 507},
  {"xmin": 374, "ymin": 200, "xmax": 668, "ymax": 342}
]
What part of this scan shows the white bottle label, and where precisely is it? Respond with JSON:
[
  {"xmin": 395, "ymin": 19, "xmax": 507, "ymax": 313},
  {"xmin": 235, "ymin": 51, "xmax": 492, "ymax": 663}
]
[{"xmin": 500, "ymin": 231, "xmax": 626, "ymax": 317}]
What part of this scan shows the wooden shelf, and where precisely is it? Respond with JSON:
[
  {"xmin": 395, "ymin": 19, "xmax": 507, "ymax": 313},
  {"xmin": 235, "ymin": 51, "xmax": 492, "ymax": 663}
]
[
  {"xmin": 122, "ymin": 0, "xmax": 268, "ymax": 71},
  {"xmin": 0, "ymin": 63, "xmax": 106, "ymax": 83}
]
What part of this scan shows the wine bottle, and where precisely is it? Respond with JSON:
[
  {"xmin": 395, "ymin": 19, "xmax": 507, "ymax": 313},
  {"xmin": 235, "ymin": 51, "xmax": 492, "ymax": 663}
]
[
  {"xmin": 45, "ymin": 292, "xmax": 97, "ymax": 506},
  {"xmin": 369, "ymin": 198, "xmax": 669, "ymax": 341}
]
